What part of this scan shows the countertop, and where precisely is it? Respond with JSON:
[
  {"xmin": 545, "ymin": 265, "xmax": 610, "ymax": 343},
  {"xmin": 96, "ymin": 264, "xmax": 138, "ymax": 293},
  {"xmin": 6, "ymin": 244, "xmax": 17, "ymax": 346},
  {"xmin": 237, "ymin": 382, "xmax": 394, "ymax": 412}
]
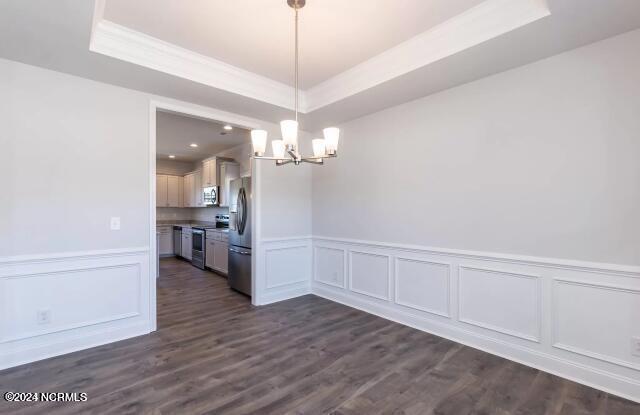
[{"xmin": 157, "ymin": 221, "xmax": 229, "ymax": 232}]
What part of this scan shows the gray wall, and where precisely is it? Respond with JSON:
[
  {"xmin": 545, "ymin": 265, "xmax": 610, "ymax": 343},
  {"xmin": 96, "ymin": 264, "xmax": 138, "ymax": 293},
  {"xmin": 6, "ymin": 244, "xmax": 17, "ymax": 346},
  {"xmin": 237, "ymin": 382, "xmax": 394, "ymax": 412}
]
[
  {"xmin": 312, "ymin": 29, "xmax": 640, "ymax": 265},
  {"xmin": 0, "ymin": 58, "xmax": 150, "ymax": 256}
]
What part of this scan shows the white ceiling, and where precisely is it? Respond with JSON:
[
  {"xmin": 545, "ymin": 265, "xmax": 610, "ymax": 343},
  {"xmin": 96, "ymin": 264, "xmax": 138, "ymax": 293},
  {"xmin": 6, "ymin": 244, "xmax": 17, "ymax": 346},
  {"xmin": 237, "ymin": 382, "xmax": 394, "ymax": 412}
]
[
  {"xmin": 103, "ymin": 0, "xmax": 486, "ymax": 88},
  {"xmin": 1, "ymin": 0, "xmax": 640, "ymax": 130},
  {"xmin": 156, "ymin": 111, "xmax": 251, "ymax": 162}
]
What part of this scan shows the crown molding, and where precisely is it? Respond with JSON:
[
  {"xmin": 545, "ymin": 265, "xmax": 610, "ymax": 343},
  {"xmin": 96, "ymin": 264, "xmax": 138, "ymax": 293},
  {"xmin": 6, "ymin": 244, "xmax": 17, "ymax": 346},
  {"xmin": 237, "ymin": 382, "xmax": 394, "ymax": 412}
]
[
  {"xmin": 304, "ymin": 0, "xmax": 550, "ymax": 111},
  {"xmin": 90, "ymin": 0, "xmax": 550, "ymax": 114},
  {"xmin": 90, "ymin": 19, "xmax": 302, "ymax": 111}
]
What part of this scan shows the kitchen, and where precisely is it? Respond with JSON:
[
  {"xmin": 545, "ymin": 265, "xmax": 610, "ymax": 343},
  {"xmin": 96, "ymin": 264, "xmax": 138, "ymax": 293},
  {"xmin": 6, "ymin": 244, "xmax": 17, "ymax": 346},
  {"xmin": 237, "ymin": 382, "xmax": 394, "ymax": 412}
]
[{"xmin": 155, "ymin": 110, "xmax": 253, "ymax": 297}]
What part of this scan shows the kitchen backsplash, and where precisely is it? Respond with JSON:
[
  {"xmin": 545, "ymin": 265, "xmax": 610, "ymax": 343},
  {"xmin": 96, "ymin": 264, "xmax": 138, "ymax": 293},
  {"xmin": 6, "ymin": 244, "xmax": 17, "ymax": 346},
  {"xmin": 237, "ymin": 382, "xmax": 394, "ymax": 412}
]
[{"xmin": 157, "ymin": 207, "xmax": 229, "ymax": 222}]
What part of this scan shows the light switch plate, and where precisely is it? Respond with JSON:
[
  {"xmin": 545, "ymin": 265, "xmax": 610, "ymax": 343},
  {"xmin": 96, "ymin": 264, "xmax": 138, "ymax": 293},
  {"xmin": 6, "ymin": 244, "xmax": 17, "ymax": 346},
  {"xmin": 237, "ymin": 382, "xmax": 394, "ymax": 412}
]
[
  {"xmin": 632, "ymin": 337, "xmax": 640, "ymax": 357},
  {"xmin": 110, "ymin": 217, "xmax": 121, "ymax": 231}
]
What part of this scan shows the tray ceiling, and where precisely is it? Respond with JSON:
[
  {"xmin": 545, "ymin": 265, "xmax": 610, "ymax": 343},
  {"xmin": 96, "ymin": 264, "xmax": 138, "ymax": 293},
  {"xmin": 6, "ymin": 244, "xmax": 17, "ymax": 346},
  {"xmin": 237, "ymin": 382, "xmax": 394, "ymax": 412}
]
[{"xmin": 103, "ymin": 0, "xmax": 487, "ymax": 89}]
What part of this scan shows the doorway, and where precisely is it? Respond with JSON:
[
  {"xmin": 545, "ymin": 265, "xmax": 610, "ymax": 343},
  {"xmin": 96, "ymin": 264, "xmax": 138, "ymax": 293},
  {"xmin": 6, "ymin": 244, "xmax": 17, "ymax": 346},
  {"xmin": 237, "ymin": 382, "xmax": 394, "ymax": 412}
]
[{"xmin": 148, "ymin": 99, "xmax": 263, "ymax": 331}]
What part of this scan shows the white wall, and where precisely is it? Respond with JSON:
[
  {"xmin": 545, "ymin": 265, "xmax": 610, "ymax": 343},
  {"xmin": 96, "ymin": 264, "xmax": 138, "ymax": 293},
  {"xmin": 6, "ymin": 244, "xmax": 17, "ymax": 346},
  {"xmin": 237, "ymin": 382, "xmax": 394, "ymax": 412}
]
[
  {"xmin": 0, "ymin": 58, "xmax": 314, "ymax": 368},
  {"xmin": 0, "ymin": 59, "xmax": 150, "ymax": 256},
  {"xmin": 310, "ymin": 29, "xmax": 640, "ymax": 402},
  {"xmin": 312, "ymin": 29, "xmax": 640, "ymax": 266}
]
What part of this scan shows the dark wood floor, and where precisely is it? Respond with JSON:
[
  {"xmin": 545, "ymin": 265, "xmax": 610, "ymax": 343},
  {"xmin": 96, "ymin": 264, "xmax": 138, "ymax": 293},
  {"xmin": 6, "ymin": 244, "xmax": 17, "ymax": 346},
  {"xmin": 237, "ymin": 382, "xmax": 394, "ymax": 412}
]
[{"xmin": 1, "ymin": 257, "xmax": 638, "ymax": 414}]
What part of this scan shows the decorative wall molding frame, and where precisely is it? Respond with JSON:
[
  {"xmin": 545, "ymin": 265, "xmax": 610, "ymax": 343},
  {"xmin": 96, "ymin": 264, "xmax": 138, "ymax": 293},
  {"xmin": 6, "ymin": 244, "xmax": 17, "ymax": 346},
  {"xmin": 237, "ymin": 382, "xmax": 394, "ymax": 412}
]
[
  {"xmin": 256, "ymin": 237, "xmax": 312, "ymax": 306},
  {"xmin": 394, "ymin": 257, "xmax": 452, "ymax": 319},
  {"xmin": 458, "ymin": 265, "xmax": 542, "ymax": 343},
  {"xmin": 0, "ymin": 247, "xmax": 151, "ymax": 370},
  {"xmin": 310, "ymin": 235, "xmax": 640, "ymax": 404},
  {"xmin": 313, "ymin": 246, "xmax": 347, "ymax": 289},
  {"xmin": 348, "ymin": 250, "xmax": 392, "ymax": 301},
  {"xmin": 552, "ymin": 278, "xmax": 640, "ymax": 372},
  {"xmin": 90, "ymin": 0, "xmax": 551, "ymax": 112}
]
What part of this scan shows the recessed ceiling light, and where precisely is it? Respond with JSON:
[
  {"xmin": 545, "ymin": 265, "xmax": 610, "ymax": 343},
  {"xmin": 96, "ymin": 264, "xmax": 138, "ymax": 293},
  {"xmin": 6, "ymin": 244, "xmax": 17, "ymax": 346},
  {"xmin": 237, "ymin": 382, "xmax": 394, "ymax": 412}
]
[
  {"xmin": 190, "ymin": 143, "xmax": 198, "ymax": 148},
  {"xmin": 223, "ymin": 125, "xmax": 233, "ymax": 131},
  {"xmin": 168, "ymin": 155, "xmax": 176, "ymax": 159}
]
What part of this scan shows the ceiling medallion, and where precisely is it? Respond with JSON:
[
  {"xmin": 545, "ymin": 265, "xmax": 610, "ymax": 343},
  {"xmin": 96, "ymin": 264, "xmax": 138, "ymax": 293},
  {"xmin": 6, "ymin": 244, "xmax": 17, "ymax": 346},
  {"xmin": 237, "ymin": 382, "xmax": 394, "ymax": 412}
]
[{"xmin": 251, "ymin": 0, "xmax": 340, "ymax": 166}]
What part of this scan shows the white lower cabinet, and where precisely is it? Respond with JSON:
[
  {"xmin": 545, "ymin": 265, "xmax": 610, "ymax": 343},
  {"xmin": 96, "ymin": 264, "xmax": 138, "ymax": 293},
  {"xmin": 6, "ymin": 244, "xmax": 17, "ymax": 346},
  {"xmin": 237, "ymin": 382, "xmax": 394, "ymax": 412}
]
[
  {"xmin": 205, "ymin": 236, "xmax": 228, "ymax": 275},
  {"xmin": 158, "ymin": 226, "xmax": 173, "ymax": 255},
  {"xmin": 205, "ymin": 239, "xmax": 215, "ymax": 269},
  {"xmin": 213, "ymin": 242, "xmax": 228, "ymax": 275},
  {"xmin": 181, "ymin": 232, "xmax": 192, "ymax": 260}
]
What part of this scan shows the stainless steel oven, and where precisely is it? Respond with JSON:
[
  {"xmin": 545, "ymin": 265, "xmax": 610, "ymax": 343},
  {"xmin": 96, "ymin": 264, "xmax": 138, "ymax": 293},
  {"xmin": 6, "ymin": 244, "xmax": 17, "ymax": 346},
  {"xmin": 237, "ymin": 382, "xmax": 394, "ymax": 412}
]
[{"xmin": 191, "ymin": 227, "xmax": 206, "ymax": 269}]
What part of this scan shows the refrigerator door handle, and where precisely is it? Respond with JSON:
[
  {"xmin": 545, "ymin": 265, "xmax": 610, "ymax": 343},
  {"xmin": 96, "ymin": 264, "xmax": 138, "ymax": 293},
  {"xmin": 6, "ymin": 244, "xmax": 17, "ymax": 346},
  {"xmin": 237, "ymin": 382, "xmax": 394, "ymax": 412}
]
[
  {"xmin": 235, "ymin": 189, "xmax": 243, "ymax": 234},
  {"xmin": 229, "ymin": 247, "xmax": 251, "ymax": 255},
  {"xmin": 238, "ymin": 187, "xmax": 247, "ymax": 235}
]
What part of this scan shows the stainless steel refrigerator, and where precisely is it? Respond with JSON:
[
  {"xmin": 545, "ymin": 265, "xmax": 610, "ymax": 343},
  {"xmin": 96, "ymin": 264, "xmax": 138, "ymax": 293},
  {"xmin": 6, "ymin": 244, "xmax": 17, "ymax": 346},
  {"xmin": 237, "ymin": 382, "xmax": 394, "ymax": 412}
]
[{"xmin": 228, "ymin": 177, "xmax": 252, "ymax": 296}]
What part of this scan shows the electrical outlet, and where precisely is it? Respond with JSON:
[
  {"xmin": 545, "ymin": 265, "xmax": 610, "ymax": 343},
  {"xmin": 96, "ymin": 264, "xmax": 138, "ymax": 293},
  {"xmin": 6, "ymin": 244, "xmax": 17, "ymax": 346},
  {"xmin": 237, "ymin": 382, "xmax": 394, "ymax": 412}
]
[
  {"xmin": 37, "ymin": 309, "xmax": 51, "ymax": 325},
  {"xmin": 632, "ymin": 337, "xmax": 640, "ymax": 357},
  {"xmin": 110, "ymin": 217, "xmax": 121, "ymax": 231},
  {"xmin": 332, "ymin": 271, "xmax": 339, "ymax": 282}
]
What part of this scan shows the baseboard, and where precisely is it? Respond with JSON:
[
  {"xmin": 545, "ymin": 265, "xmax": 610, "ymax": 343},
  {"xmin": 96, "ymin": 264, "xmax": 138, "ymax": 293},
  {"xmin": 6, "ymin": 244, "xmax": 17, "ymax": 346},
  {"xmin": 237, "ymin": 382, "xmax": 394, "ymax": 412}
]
[
  {"xmin": 1, "ymin": 321, "xmax": 151, "ymax": 370},
  {"xmin": 313, "ymin": 284, "xmax": 640, "ymax": 404},
  {"xmin": 258, "ymin": 283, "xmax": 311, "ymax": 306}
]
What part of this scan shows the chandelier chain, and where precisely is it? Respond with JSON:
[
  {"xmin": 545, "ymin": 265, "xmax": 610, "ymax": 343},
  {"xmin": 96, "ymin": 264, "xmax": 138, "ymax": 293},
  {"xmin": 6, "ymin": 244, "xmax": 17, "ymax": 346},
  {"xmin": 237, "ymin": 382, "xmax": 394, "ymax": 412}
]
[{"xmin": 294, "ymin": 6, "xmax": 299, "ymax": 122}]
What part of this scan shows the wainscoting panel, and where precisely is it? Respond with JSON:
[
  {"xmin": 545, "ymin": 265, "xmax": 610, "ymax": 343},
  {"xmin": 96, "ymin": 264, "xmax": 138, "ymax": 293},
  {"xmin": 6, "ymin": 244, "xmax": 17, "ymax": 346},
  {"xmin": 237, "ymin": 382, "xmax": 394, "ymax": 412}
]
[
  {"xmin": 395, "ymin": 257, "xmax": 450, "ymax": 318},
  {"xmin": 314, "ymin": 246, "xmax": 346, "ymax": 288},
  {"xmin": 257, "ymin": 237, "xmax": 312, "ymax": 305},
  {"xmin": 311, "ymin": 236, "xmax": 640, "ymax": 403},
  {"xmin": 553, "ymin": 278, "xmax": 640, "ymax": 371},
  {"xmin": 458, "ymin": 266, "xmax": 541, "ymax": 342},
  {"xmin": 349, "ymin": 251, "xmax": 391, "ymax": 301},
  {"xmin": 0, "ymin": 248, "xmax": 151, "ymax": 370}
]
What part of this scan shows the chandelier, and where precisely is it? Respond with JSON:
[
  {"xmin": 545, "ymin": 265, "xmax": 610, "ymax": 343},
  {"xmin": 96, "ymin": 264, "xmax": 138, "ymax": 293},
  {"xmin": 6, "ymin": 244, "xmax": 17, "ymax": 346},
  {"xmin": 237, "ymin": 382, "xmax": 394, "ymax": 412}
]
[{"xmin": 251, "ymin": 0, "xmax": 340, "ymax": 166}]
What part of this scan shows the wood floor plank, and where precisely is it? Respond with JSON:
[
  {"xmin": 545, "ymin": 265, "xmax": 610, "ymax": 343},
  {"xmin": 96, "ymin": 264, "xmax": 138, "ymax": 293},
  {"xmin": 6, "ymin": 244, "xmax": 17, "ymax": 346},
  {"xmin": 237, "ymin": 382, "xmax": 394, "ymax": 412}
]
[{"xmin": 1, "ymin": 257, "xmax": 638, "ymax": 415}]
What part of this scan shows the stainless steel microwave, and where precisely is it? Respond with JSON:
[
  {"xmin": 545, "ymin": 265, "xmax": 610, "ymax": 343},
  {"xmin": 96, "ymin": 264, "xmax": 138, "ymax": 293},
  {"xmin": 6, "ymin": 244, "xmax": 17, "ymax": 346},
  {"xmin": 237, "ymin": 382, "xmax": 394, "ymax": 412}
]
[{"xmin": 203, "ymin": 186, "xmax": 219, "ymax": 206}]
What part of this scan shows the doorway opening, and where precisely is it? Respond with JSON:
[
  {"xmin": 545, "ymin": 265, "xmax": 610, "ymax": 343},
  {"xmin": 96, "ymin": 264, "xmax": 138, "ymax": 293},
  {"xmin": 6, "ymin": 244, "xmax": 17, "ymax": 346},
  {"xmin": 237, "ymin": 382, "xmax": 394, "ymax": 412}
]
[{"xmin": 148, "ymin": 100, "xmax": 261, "ymax": 331}]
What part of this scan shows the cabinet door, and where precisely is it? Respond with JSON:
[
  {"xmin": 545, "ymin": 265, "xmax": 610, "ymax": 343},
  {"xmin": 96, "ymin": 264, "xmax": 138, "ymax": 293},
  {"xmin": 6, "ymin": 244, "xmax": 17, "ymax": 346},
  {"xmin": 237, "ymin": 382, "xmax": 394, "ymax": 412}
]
[
  {"xmin": 205, "ymin": 239, "xmax": 215, "ymax": 269},
  {"xmin": 213, "ymin": 242, "xmax": 228, "ymax": 274},
  {"xmin": 183, "ymin": 174, "xmax": 193, "ymax": 207},
  {"xmin": 203, "ymin": 159, "xmax": 217, "ymax": 187},
  {"xmin": 158, "ymin": 226, "xmax": 173, "ymax": 255},
  {"xmin": 181, "ymin": 234, "xmax": 191, "ymax": 259},
  {"xmin": 167, "ymin": 176, "xmax": 183, "ymax": 207},
  {"xmin": 194, "ymin": 169, "xmax": 204, "ymax": 207},
  {"xmin": 156, "ymin": 175, "xmax": 168, "ymax": 207},
  {"xmin": 202, "ymin": 161, "xmax": 211, "ymax": 187}
]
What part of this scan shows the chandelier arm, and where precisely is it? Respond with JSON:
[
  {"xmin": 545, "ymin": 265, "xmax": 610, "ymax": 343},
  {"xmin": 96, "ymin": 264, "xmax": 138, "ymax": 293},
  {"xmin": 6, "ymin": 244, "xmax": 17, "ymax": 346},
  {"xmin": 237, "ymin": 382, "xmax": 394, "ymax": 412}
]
[{"xmin": 300, "ymin": 158, "xmax": 324, "ymax": 165}]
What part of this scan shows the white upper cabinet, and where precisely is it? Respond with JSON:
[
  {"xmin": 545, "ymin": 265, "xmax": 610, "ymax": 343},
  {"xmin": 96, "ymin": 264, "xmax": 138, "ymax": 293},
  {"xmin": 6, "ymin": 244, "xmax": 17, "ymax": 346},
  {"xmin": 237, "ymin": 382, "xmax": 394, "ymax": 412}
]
[
  {"xmin": 219, "ymin": 162, "xmax": 240, "ymax": 207},
  {"xmin": 156, "ymin": 175, "xmax": 168, "ymax": 207},
  {"xmin": 194, "ymin": 169, "xmax": 204, "ymax": 207},
  {"xmin": 183, "ymin": 173, "xmax": 194, "ymax": 207},
  {"xmin": 157, "ymin": 174, "xmax": 183, "ymax": 207},
  {"xmin": 167, "ymin": 175, "xmax": 183, "ymax": 207},
  {"xmin": 202, "ymin": 158, "xmax": 217, "ymax": 188}
]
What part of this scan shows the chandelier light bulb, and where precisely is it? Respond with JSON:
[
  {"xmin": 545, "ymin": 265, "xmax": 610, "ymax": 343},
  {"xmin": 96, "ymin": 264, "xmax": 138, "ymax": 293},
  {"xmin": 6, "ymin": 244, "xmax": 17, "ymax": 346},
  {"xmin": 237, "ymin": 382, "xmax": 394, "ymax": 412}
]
[
  {"xmin": 323, "ymin": 127, "xmax": 340, "ymax": 154},
  {"xmin": 312, "ymin": 139, "xmax": 326, "ymax": 158},
  {"xmin": 251, "ymin": 129, "xmax": 268, "ymax": 156},
  {"xmin": 280, "ymin": 120, "xmax": 298, "ymax": 149}
]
